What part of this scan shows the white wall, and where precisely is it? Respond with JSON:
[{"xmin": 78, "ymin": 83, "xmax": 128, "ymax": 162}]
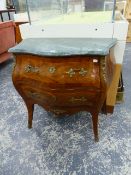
[{"xmin": 0, "ymin": 0, "xmax": 7, "ymax": 10}]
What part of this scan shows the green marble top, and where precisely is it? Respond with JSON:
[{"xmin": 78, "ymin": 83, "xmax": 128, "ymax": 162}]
[{"xmin": 9, "ymin": 38, "xmax": 117, "ymax": 56}]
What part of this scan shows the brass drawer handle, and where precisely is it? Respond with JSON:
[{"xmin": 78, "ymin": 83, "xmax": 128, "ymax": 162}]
[
  {"xmin": 48, "ymin": 67, "xmax": 56, "ymax": 74},
  {"xmin": 66, "ymin": 68, "xmax": 75, "ymax": 77},
  {"xmin": 66, "ymin": 68, "xmax": 87, "ymax": 77},
  {"xmin": 27, "ymin": 91, "xmax": 56, "ymax": 102},
  {"xmin": 70, "ymin": 96, "xmax": 87, "ymax": 103},
  {"xmin": 25, "ymin": 65, "xmax": 39, "ymax": 73},
  {"xmin": 79, "ymin": 68, "xmax": 88, "ymax": 76}
]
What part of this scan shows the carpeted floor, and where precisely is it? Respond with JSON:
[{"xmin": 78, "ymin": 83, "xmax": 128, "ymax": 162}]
[{"xmin": 0, "ymin": 44, "xmax": 131, "ymax": 175}]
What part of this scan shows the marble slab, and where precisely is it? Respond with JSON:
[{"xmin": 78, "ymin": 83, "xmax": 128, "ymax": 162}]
[{"xmin": 9, "ymin": 38, "xmax": 117, "ymax": 57}]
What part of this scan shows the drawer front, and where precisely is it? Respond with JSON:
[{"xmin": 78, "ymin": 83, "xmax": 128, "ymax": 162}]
[
  {"xmin": 19, "ymin": 85, "xmax": 99, "ymax": 107},
  {"xmin": 14, "ymin": 54, "xmax": 101, "ymax": 89},
  {"xmin": 54, "ymin": 91, "xmax": 99, "ymax": 107}
]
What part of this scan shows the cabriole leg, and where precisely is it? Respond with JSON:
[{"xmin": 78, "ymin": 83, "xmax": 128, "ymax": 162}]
[
  {"xmin": 91, "ymin": 112, "xmax": 99, "ymax": 142},
  {"xmin": 24, "ymin": 101, "xmax": 34, "ymax": 129}
]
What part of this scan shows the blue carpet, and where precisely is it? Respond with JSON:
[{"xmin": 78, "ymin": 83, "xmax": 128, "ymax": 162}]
[{"xmin": 0, "ymin": 44, "xmax": 131, "ymax": 175}]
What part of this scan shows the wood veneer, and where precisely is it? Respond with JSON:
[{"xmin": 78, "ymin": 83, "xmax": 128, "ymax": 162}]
[{"xmin": 12, "ymin": 53, "xmax": 114, "ymax": 141}]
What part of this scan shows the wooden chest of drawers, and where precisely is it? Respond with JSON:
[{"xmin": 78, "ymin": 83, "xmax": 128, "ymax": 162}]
[
  {"xmin": 10, "ymin": 38, "xmax": 116, "ymax": 141},
  {"xmin": 12, "ymin": 53, "xmax": 115, "ymax": 141}
]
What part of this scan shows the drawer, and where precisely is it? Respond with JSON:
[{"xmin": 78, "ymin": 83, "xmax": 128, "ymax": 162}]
[
  {"xmin": 19, "ymin": 85, "xmax": 100, "ymax": 107},
  {"xmin": 53, "ymin": 91, "xmax": 99, "ymax": 107},
  {"xmin": 14, "ymin": 54, "xmax": 101, "ymax": 89}
]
